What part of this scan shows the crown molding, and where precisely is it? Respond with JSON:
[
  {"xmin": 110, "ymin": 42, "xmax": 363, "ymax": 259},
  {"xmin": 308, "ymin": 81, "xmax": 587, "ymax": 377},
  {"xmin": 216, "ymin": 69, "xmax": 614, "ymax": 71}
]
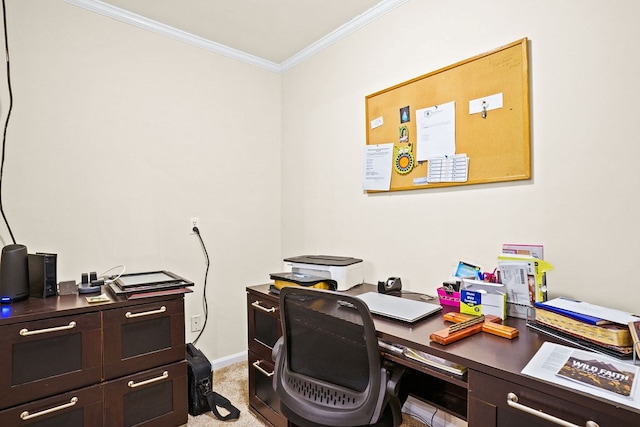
[{"xmin": 66, "ymin": 0, "xmax": 408, "ymax": 74}]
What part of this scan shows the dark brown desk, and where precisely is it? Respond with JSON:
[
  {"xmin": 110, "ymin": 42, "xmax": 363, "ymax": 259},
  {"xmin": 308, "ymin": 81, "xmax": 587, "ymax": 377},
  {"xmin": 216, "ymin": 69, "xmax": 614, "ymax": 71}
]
[
  {"xmin": 0, "ymin": 290, "xmax": 187, "ymax": 426},
  {"xmin": 246, "ymin": 284, "xmax": 640, "ymax": 427}
]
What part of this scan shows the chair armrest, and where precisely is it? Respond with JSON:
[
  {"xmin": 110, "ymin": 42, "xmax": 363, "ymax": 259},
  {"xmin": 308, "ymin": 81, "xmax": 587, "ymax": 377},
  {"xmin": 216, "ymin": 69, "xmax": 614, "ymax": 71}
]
[
  {"xmin": 384, "ymin": 362, "xmax": 406, "ymax": 427},
  {"xmin": 272, "ymin": 336, "xmax": 284, "ymax": 362}
]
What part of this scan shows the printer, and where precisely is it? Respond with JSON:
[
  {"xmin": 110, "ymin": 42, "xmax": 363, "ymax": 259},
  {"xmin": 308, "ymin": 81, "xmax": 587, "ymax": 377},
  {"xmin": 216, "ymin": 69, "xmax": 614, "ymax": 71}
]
[{"xmin": 283, "ymin": 255, "xmax": 363, "ymax": 291}]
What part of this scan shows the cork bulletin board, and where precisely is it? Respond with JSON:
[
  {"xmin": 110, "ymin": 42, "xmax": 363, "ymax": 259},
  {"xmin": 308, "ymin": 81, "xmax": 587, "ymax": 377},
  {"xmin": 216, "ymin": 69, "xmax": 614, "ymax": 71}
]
[{"xmin": 365, "ymin": 38, "xmax": 530, "ymax": 192}]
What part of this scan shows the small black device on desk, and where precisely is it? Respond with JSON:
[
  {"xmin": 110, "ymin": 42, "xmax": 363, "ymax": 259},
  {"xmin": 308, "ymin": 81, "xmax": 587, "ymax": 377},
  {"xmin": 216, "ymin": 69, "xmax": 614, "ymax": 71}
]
[{"xmin": 378, "ymin": 276, "xmax": 403, "ymax": 294}]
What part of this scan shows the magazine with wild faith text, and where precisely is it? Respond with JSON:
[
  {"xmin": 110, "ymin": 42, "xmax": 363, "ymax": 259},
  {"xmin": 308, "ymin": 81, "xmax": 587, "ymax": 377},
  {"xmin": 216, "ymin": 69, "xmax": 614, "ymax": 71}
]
[
  {"xmin": 556, "ymin": 352, "xmax": 636, "ymax": 398},
  {"xmin": 522, "ymin": 342, "xmax": 640, "ymax": 409}
]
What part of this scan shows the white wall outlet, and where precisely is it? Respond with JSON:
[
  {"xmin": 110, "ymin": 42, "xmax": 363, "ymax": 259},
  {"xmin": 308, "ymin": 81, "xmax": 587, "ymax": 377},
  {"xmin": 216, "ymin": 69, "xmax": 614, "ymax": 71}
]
[
  {"xmin": 191, "ymin": 314, "xmax": 203, "ymax": 332},
  {"xmin": 189, "ymin": 217, "xmax": 200, "ymax": 234}
]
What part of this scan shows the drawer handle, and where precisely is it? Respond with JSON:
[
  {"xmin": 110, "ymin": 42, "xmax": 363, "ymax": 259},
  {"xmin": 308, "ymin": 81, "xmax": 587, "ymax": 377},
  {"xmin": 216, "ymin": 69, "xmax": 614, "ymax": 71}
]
[
  {"xmin": 506, "ymin": 393, "xmax": 599, "ymax": 427},
  {"xmin": 125, "ymin": 305, "xmax": 166, "ymax": 318},
  {"xmin": 251, "ymin": 301, "xmax": 276, "ymax": 313},
  {"xmin": 252, "ymin": 360, "xmax": 275, "ymax": 377},
  {"xmin": 20, "ymin": 396, "xmax": 78, "ymax": 420},
  {"xmin": 19, "ymin": 321, "xmax": 77, "ymax": 337},
  {"xmin": 128, "ymin": 370, "xmax": 169, "ymax": 388}
]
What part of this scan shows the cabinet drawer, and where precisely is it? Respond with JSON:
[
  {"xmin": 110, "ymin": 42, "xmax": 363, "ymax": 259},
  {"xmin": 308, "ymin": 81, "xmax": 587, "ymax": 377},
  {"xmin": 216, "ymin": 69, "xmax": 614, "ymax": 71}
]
[
  {"xmin": 103, "ymin": 298, "xmax": 185, "ymax": 380},
  {"xmin": 104, "ymin": 360, "xmax": 187, "ymax": 427},
  {"xmin": 468, "ymin": 370, "xmax": 635, "ymax": 427},
  {"xmin": 248, "ymin": 351, "xmax": 288, "ymax": 427},
  {"xmin": 0, "ymin": 312, "xmax": 102, "ymax": 409},
  {"xmin": 247, "ymin": 291, "xmax": 281, "ymax": 361},
  {"xmin": 0, "ymin": 384, "xmax": 103, "ymax": 427}
]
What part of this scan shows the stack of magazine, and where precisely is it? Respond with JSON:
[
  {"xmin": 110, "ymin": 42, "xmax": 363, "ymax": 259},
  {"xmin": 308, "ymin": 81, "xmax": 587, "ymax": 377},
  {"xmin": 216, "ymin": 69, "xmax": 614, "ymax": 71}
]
[
  {"xmin": 107, "ymin": 271, "xmax": 194, "ymax": 299},
  {"xmin": 528, "ymin": 297, "xmax": 636, "ymax": 359},
  {"xmin": 403, "ymin": 347, "xmax": 467, "ymax": 376},
  {"xmin": 523, "ymin": 342, "xmax": 639, "ymax": 409}
]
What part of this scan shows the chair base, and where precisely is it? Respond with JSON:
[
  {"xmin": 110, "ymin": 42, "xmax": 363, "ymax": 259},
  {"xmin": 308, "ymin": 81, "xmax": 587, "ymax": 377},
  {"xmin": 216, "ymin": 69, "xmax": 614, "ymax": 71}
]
[{"xmin": 281, "ymin": 402, "xmax": 396, "ymax": 427}]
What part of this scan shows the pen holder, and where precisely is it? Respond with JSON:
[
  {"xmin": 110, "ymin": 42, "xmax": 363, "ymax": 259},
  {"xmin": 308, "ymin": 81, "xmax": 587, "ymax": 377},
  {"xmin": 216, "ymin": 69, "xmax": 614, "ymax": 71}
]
[{"xmin": 437, "ymin": 286, "xmax": 460, "ymax": 309}]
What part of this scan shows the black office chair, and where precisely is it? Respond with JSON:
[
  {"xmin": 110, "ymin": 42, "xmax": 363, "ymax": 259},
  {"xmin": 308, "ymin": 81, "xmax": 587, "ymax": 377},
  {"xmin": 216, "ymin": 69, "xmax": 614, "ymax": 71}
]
[{"xmin": 272, "ymin": 287, "xmax": 406, "ymax": 427}]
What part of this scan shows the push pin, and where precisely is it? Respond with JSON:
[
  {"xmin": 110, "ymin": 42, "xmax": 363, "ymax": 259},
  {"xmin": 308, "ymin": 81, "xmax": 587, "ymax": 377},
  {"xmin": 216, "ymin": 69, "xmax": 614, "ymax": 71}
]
[{"xmin": 481, "ymin": 100, "xmax": 488, "ymax": 119}]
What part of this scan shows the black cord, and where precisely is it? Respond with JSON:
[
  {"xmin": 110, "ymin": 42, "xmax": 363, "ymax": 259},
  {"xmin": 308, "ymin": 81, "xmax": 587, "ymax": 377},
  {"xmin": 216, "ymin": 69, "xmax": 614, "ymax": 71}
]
[
  {"xmin": 430, "ymin": 408, "xmax": 438, "ymax": 426},
  {"xmin": 192, "ymin": 226, "xmax": 209, "ymax": 345},
  {"xmin": 0, "ymin": 0, "xmax": 16, "ymax": 244}
]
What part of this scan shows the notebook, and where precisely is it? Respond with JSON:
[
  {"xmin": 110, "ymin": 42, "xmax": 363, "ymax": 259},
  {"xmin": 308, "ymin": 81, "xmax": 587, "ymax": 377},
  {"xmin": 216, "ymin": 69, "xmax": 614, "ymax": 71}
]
[{"xmin": 356, "ymin": 292, "xmax": 441, "ymax": 323}]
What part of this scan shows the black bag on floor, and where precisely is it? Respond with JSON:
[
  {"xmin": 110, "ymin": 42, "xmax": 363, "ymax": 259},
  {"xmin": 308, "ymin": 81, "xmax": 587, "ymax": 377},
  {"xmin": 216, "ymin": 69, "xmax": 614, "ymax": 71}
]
[{"xmin": 186, "ymin": 343, "xmax": 241, "ymax": 420}]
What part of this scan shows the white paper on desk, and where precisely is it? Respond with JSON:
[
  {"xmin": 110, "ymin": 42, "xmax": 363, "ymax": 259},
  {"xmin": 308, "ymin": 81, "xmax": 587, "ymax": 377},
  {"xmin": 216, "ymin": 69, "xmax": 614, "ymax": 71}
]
[
  {"xmin": 522, "ymin": 342, "xmax": 640, "ymax": 409},
  {"xmin": 416, "ymin": 101, "xmax": 455, "ymax": 161},
  {"xmin": 362, "ymin": 143, "xmax": 393, "ymax": 191},
  {"xmin": 499, "ymin": 261, "xmax": 534, "ymax": 305}
]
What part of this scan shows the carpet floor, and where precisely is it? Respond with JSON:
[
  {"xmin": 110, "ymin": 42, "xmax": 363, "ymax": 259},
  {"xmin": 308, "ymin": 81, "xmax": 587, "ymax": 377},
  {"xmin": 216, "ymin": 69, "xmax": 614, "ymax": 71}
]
[{"xmin": 187, "ymin": 361, "xmax": 427, "ymax": 427}]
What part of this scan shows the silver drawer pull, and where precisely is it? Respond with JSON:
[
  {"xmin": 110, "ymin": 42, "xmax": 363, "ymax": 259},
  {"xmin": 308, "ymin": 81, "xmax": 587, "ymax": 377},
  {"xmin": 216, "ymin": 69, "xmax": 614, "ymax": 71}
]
[
  {"xmin": 19, "ymin": 321, "xmax": 77, "ymax": 337},
  {"xmin": 20, "ymin": 397, "xmax": 78, "ymax": 420},
  {"xmin": 507, "ymin": 393, "xmax": 599, "ymax": 427},
  {"xmin": 125, "ymin": 305, "xmax": 166, "ymax": 318},
  {"xmin": 252, "ymin": 360, "xmax": 275, "ymax": 377},
  {"xmin": 251, "ymin": 301, "xmax": 276, "ymax": 313},
  {"xmin": 128, "ymin": 371, "xmax": 169, "ymax": 388}
]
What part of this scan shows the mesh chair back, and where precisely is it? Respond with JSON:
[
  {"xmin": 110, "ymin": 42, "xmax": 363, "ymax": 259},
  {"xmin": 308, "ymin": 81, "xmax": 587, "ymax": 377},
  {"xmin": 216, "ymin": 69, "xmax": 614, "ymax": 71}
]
[{"xmin": 273, "ymin": 287, "xmax": 387, "ymax": 426}]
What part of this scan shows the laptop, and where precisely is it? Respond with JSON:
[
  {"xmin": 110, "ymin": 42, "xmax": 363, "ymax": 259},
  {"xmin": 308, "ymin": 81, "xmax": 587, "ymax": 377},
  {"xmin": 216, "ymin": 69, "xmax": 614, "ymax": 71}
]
[{"xmin": 355, "ymin": 292, "xmax": 442, "ymax": 323}]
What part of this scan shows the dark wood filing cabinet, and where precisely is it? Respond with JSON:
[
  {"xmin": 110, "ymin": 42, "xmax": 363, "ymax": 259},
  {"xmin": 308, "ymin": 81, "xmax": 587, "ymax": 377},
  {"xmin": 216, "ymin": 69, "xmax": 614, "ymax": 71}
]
[
  {"xmin": 0, "ymin": 290, "xmax": 187, "ymax": 427},
  {"xmin": 246, "ymin": 284, "xmax": 640, "ymax": 427},
  {"xmin": 246, "ymin": 287, "xmax": 287, "ymax": 427}
]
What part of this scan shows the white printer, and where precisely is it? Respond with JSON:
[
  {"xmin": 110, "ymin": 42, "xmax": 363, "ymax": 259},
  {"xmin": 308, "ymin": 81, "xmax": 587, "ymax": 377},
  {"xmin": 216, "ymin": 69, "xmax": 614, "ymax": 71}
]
[{"xmin": 283, "ymin": 255, "xmax": 363, "ymax": 291}]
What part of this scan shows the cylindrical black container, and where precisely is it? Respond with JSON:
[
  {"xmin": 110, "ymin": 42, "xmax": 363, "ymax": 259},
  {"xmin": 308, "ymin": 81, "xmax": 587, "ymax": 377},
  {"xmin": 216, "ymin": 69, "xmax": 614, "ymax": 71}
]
[{"xmin": 0, "ymin": 244, "xmax": 29, "ymax": 303}]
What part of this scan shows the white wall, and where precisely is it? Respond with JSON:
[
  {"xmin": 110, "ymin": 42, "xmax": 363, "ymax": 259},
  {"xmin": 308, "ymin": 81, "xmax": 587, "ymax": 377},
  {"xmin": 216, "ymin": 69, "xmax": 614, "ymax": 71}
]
[
  {"xmin": 0, "ymin": 1, "xmax": 282, "ymax": 359},
  {"xmin": 2, "ymin": 0, "xmax": 639, "ymax": 365},
  {"xmin": 281, "ymin": 0, "xmax": 640, "ymax": 313}
]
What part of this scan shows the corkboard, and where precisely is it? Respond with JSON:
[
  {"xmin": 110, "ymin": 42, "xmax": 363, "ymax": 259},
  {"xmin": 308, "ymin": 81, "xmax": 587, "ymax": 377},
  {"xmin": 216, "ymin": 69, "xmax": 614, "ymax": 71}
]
[{"xmin": 365, "ymin": 38, "xmax": 530, "ymax": 192}]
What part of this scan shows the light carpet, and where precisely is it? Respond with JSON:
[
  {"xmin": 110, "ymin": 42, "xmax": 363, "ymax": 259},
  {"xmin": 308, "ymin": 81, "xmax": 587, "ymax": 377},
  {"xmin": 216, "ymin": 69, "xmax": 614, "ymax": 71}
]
[{"xmin": 187, "ymin": 361, "xmax": 426, "ymax": 427}]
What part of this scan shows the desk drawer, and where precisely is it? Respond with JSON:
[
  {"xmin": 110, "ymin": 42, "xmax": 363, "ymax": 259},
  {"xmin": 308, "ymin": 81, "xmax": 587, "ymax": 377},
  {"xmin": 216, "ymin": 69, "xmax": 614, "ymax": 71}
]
[
  {"xmin": 468, "ymin": 370, "xmax": 634, "ymax": 427},
  {"xmin": 103, "ymin": 298, "xmax": 185, "ymax": 380},
  {"xmin": 0, "ymin": 312, "xmax": 102, "ymax": 410},
  {"xmin": 247, "ymin": 291, "xmax": 281, "ymax": 361},
  {"xmin": 104, "ymin": 360, "xmax": 187, "ymax": 427},
  {"xmin": 248, "ymin": 351, "xmax": 288, "ymax": 427},
  {"xmin": 0, "ymin": 384, "xmax": 103, "ymax": 427}
]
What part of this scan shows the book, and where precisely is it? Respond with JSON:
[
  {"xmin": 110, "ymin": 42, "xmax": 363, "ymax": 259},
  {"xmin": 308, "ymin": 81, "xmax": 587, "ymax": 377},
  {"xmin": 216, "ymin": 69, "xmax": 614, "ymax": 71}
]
[
  {"xmin": 539, "ymin": 297, "xmax": 639, "ymax": 325},
  {"xmin": 536, "ymin": 298, "xmax": 612, "ymax": 326},
  {"xmin": 501, "ymin": 243, "xmax": 544, "ymax": 260},
  {"xmin": 629, "ymin": 321, "xmax": 640, "ymax": 354},
  {"xmin": 535, "ymin": 308, "xmax": 632, "ymax": 347},
  {"xmin": 127, "ymin": 287, "xmax": 193, "ymax": 300},
  {"xmin": 403, "ymin": 347, "xmax": 467, "ymax": 376}
]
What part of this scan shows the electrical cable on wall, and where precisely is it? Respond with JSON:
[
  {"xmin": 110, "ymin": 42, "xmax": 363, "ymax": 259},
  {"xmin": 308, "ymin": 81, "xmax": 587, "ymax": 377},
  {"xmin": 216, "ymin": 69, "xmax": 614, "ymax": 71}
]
[
  {"xmin": 0, "ymin": 0, "xmax": 16, "ymax": 244},
  {"xmin": 192, "ymin": 226, "xmax": 209, "ymax": 345}
]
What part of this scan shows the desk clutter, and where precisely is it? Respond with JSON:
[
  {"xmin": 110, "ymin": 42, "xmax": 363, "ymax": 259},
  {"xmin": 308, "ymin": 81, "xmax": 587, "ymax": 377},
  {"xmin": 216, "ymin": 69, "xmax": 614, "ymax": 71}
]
[
  {"xmin": 270, "ymin": 248, "xmax": 638, "ymax": 363},
  {"xmin": 434, "ymin": 243, "xmax": 640, "ymax": 362}
]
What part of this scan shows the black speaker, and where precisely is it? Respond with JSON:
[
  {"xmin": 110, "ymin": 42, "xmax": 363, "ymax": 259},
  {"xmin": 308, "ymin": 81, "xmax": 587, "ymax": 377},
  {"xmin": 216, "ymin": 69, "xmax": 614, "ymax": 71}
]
[
  {"xmin": 0, "ymin": 244, "xmax": 29, "ymax": 303},
  {"xmin": 28, "ymin": 252, "xmax": 57, "ymax": 298}
]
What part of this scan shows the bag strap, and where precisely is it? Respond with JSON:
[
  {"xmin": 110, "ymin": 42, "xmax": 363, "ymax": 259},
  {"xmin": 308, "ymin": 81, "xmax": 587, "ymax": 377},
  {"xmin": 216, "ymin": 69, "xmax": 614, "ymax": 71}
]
[{"xmin": 198, "ymin": 380, "xmax": 241, "ymax": 421}]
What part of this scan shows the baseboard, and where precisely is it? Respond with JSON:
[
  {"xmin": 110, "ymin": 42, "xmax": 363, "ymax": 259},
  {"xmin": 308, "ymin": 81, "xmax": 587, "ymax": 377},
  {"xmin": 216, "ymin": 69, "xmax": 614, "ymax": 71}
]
[{"xmin": 210, "ymin": 350, "xmax": 248, "ymax": 370}]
